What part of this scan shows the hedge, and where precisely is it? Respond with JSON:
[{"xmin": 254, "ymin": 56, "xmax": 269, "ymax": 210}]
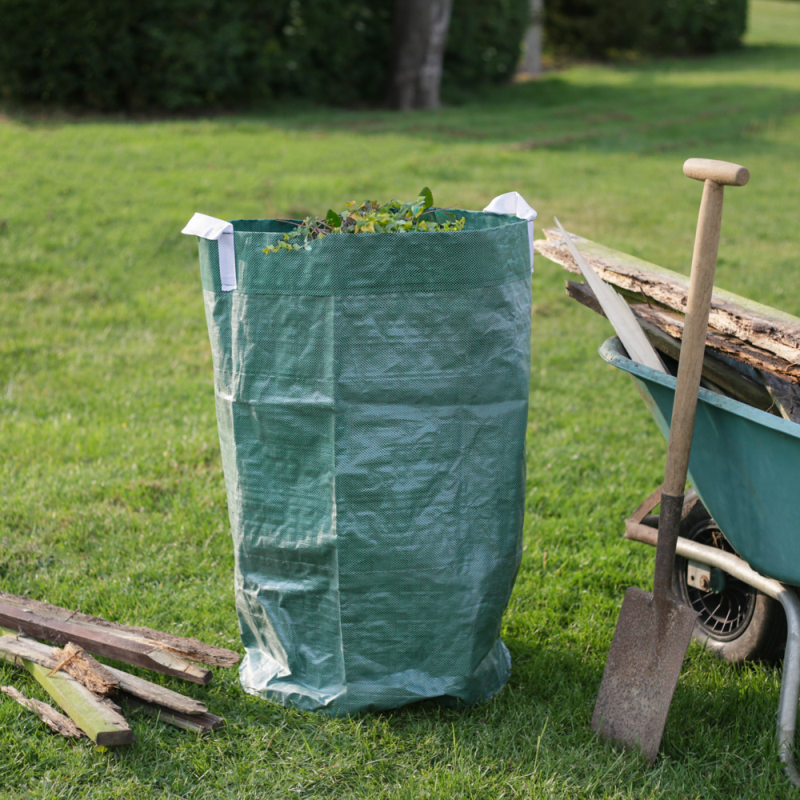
[
  {"xmin": 545, "ymin": 0, "xmax": 748, "ymax": 58},
  {"xmin": 0, "ymin": 0, "xmax": 290, "ymax": 109},
  {"xmin": 0, "ymin": 0, "xmax": 528, "ymax": 111}
]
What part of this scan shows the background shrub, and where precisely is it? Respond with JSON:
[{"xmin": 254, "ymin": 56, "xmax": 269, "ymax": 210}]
[
  {"xmin": 647, "ymin": 0, "xmax": 749, "ymax": 54},
  {"xmin": 544, "ymin": 0, "xmax": 652, "ymax": 59},
  {"xmin": 276, "ymin": 2, "xmax": 393, "ymax": 106},
  {"xmin": 0, "ymin": 0, "xmax": 528, "ymax": 111},
  {"xmin": 0, "ymin": 0, "xmax": 290, "ymax": 110},
  {"xmin": 545, "ymin": 0, "xmax": 748, "ymax": 58},
  {"xmin": 444, "ymin": 0, "xmax": 531, "ymax": 89}
]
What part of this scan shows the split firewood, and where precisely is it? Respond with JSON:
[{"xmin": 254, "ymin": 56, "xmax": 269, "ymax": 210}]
[
  {"xmin": 0, "ymin": 592, "xmax": 240, "ymax": 684},
  {"xmin": 49, "ymin": 643, "xmax": 119, "ymax": 696},
  {"xmin": 1, "ymin": 685, "xmax": 84, "ymax": 738},
  {"xmin": 537, "ymin": 228, "xmax": 800, "ymax": 374}
]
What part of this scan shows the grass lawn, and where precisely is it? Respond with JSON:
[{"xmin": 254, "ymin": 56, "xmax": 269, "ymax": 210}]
[{"xmin": 2, "ymin": 1, "xmax": 800, "ymax": 797}]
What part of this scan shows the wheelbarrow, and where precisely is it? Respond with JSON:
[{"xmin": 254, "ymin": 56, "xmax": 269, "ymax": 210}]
[{"xmin": 600, "ymin": 334, "xmax": 800, "ymax": 783}]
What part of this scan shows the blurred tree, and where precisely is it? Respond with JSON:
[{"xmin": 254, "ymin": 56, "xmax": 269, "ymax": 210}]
[
  {"xmin": 520, "ymin": 0, "xmax": 544, "ymax": 75},
  {"xmin": 387, "ymin": 0, "xmax": 454, "ymax": 109}
]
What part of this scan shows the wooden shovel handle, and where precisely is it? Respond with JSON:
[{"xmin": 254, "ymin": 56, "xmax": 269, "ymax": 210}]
[
  {"xmin": 662, "ymin": 177, "xmax": 725, "ymax": 496},
  {"xmin": 654, "ymin": 160, "xmax": 748, "ymax": 596}
]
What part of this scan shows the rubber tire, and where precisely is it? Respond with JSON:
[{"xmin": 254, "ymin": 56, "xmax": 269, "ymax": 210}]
[{"xmin": 672, "ymin": 497, "xmax": 786, "ymax": 664}]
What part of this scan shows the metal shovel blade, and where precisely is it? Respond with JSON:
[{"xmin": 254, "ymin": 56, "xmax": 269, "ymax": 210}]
[{"xmin": 591, "ymin": 586, "xmax": 697, "ymax": 763}]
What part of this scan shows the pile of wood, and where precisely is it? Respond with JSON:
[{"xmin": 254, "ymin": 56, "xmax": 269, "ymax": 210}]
[
  {"xmin": 0, "ymin": 591, "xmax": 240, "ymax": 745},
  {"xmin": 535, "ymin": 228, "xmax": 800, "ymax": 423}
]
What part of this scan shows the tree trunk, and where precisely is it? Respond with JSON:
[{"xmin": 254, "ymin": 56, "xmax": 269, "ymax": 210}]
[
  {"xmin": 387, "ymin": 0, "xmax": 454, "ymax": 110},
  {"xmin": 520, "ymin": 0, "xmax": 544, "ymax": 75}
]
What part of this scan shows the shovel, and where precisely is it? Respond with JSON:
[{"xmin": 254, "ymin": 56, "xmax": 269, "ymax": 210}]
[{"xmin": 591, "ymin": 158, "xmax": 750, "ymax": 763}]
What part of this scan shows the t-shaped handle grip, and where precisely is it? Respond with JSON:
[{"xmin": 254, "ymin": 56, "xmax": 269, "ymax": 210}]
[{"xmin": 683, "ymin": 158, "xmax": 749, "ymax": 186}]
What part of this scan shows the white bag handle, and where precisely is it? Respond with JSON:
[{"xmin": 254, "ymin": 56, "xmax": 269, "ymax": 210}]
[
  {"xmin": 483, "ymin": 192, "xmax": 537, "ymax": 272},
  {"xmin": 182, "ymin": 213, "xmax": 237, "ymax": 291}
]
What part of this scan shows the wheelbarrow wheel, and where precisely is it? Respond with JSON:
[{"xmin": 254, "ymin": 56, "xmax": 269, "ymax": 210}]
[{"xmin": 672, "ymin": 496, "xmax": 786, "ymax": 663}]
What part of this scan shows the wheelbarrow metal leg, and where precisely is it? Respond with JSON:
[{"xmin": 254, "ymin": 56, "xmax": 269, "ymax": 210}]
[
  {"xmin": 775, "ymin": 587, "xmax": 800, "ymax": 787},
  {"xmin": 625, "ymin": 515, "xmax": 800, "ymax": 785}
]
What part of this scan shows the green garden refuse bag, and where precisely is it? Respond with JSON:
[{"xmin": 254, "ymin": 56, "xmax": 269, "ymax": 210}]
[{"xmin": 182, "ymin": 192, "xmax": 536, "ymax": 714}]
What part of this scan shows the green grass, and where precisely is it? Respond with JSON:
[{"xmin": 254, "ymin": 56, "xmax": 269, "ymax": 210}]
[{"xmin": 2, "ymin": 1, "xmax": 800, "ymax": 796}]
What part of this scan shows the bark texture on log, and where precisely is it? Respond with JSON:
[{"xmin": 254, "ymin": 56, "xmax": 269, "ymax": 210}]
[
  {"xmin": 537, "ymin": 228, "xmax": 800, "ymax": 380},
  {"xmin": 565, "ymin": 280, "xmax": 776, "ymax": 412},
  {"xmin": 50, "ymin": 643, "xmax": 119, "ymax": 696},
  {"xmin": 387, "ymin": 0, "xmax": 453, "ymax": 110}
]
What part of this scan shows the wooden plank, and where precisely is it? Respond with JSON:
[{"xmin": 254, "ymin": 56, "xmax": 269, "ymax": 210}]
[
  {"xmin": 0, "ymin": 631, "xmax": 134, "ymax": 745},
  {"xmin": 536, "ymin": 228, "xmax": 800, "ymax": 368},
  {"xmin": 1, "ymin": 630, "xmax": 208, "ymax": 716},
  {"xmin": 1, "ymin": 685, "xmax": 84, "ymax": 738},
  {"xmin": 124, "ymin": 696, "xmax": 225, "ymax": 733},
  {"xmin": 633, "ymin": 304, "xmax": 800, "ymax": 382},
  {"xmin": 566, "ymin": 280, "xmax": 777, "ymax": 412},
  {"xmin": 105, "ymin": 665, "xmax": 207, "ymax": 716},
  {"xmin": 0, "ymin": 591, "xmax": 239, "ymax": 668},
  {"xmin": 0, "ymin": 601, "xmax": 212, "ymax": 684}
]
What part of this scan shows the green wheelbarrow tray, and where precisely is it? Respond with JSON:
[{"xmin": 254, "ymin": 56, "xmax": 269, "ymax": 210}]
[
  {"xmin": 600, "ymin": 334, "xmax": 800, "ymax": 783},
  {"xmin": 600, "ymin": 335, "xmax": 800, "ymax": 585}
]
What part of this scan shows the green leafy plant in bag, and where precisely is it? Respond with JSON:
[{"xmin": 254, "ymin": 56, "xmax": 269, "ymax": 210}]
[{"xmin": 264, "ymin": 188, "xmax": 465, "ymax": 253}]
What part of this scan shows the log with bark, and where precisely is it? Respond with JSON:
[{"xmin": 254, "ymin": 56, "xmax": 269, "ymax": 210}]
[
  {"xmin": 537, "ymin": 228, "xmax": 800, "ymax": 423},
  {"xmin": 536, "ymin": 227, "xmax": 800, "ymax": 378}
]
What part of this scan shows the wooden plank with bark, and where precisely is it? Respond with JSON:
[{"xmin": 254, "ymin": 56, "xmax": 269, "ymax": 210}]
[
  {"xmin": 536, "ymin": 228, "xmax": 800, "ymax": 369},
  {"xmin": 0, "ymin": 601, "xmax": 213, "ymax": 684},
  {"xmin": 105, "ymin": 665, "xmax": 207, "ymax": 716},
  {"xmin": 566, "ymin": 279, "xmax": 800, "ymax": 422},
  {"xmin": 1, "ymin": 631, "xmax": 207, "ymax": 716},
  {"xmin": 632, "ymin": 303, "xmax": 800, "ymax": 381},
  {"xmin": 1, "ymin": 685, "xmax": 84, "ymax": 738},
  {"xmin": 0, "ymin": 591, "xmax": 239, "ymax": 668},
  {"xmin": 0, "ymin": 632, "xmax": 134, "ymax": 745},
  {"xmin": 124, "ymin": 696, "xmax": 225, "ymax": 733},
  {"xmin": 565, "ymin": 280, "xmax": 776, "ymax": 411}
]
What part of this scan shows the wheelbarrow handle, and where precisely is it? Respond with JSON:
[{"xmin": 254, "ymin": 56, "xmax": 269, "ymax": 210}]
[{"xmin": 655, "ymin": 160, "xmax": 749, "ymax": 595}]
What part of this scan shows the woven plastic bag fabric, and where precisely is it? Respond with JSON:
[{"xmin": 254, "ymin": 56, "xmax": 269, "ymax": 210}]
[{"xmin": 193, "ymin": 210, "xmax": 532, "ymax": 715}]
